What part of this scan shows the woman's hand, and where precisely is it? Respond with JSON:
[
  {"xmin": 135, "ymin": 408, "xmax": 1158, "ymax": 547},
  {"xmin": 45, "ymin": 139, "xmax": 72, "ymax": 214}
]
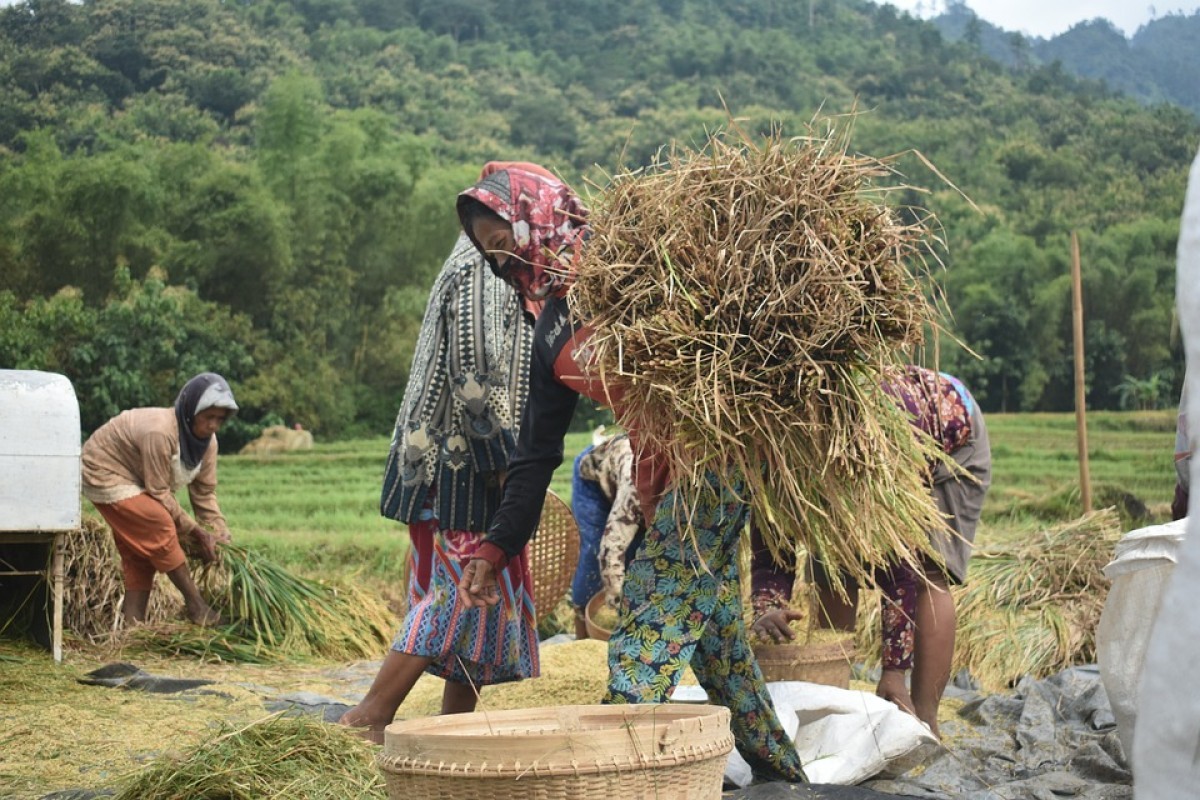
[
  {"xmin": 192, "ymin": 529, "xmax": 219, "ymax": 564},
  {"xmin": 457, "ymin": 558, "xmax": 501, "ymax": 608},
  {"xmin": 750, "ymin": 607, "xmax": 805, "ymax": 643}
]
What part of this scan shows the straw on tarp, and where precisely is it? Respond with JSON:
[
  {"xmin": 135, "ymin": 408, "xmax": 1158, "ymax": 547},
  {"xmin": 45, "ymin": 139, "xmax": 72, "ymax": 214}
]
[{"xmin": 569, "ymin": 120, "xmax": 952, "ymax": 590}]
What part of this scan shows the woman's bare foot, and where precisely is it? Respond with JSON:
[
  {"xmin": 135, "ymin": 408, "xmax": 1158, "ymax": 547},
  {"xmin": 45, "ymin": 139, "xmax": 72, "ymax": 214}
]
[
  {"xmin": 876, "ymin": 668, "xmax": 916, "ymax": 717},
  {"xmin": 186, "ymin": 602, "xmax": 222, "ymax": 627}
]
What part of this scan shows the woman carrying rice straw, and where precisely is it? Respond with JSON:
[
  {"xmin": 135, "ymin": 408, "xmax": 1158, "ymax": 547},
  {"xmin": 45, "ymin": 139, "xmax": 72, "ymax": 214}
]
[
  {"xmin": 81, "ymin": 372, "xmax": 239, "ymax": 627},
  {"xmin": 338, "ymin": 163, "xmax": 547, "ymax": 740},
  {"xmin": 751, "ymin": 365, "xmax": 991, "ymax": 737},
  {"xmin": 455, "ymin": 164, "xmax": 807, "ymax": 782}
]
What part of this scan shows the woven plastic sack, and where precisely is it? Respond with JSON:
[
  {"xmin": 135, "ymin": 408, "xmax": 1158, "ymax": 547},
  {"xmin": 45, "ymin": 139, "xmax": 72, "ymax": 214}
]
[
  {"xmin": 1096, "ymin": 518, "xmax": 1188, "ymax": 758},
  {"xmin": 673, "ymin": 681, "xmax": 938, "ymax": 787}
]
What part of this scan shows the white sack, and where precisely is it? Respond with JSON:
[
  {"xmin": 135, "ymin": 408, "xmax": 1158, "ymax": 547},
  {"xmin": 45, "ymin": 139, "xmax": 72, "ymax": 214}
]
[
  {"xmin": 1133, "ymin": 144, "xmax": 1200, "ymax": 799},
  {"xmin": 673, "ymin": 681, "xmax": 939, "ymax": 787},
  {"xmin": 1096, "ymin": 518, "xmax": 1187, "ymax": 758}
]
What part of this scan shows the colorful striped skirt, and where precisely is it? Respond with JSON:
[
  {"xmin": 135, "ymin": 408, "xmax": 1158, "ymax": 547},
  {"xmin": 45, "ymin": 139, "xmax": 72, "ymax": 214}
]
[{"xmin": 395, "ymin": 516, "xmax": 540, "ymax": 685}]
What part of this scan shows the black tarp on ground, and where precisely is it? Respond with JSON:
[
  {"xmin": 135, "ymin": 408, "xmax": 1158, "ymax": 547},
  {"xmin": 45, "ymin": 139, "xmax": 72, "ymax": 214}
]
[{"xmin": 859, "ymin": 666, "xmax": 1130, "ymax": 799}]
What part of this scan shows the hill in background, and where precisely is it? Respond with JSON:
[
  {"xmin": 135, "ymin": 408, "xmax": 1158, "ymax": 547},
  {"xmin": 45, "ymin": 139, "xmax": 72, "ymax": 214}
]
[{"xmin": 931, "ymin": 0, "xmax": 1200, "ymax": 115}]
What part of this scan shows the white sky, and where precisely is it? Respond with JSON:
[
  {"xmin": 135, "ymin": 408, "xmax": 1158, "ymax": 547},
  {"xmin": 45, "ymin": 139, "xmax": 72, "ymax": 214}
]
[{"xmin": 885, "ymin": 0, "xmax": 1200, "ymax": 38}]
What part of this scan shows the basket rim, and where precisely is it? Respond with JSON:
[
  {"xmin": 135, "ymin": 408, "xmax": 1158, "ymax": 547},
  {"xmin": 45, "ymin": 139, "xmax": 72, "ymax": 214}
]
[
  {"xmin": 385, "ymin": 703, "xmax": 730, "ymax": 738},
  {"xmin": 382, "ymin": 704, "xmax": 734, "ymax": 772},
  {"xmin": 751, "ymin": 635, "xmax": 856, "ymax": 662}
]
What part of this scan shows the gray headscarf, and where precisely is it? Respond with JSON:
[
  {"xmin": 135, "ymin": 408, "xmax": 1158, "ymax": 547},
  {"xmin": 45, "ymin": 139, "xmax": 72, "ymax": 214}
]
[{"xmin": 175, "ymin": 372, "xmax": 238, "ymax": 469}]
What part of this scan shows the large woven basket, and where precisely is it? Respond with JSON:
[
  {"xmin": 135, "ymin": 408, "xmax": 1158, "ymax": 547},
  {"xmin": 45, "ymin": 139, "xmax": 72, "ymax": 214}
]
[
  {"xmin": 397, "ymin": 490, "xmax": 578, "ymax": 625},
  {"xmin": 528, "ymin": 490, "xmax": 579, "ymax": 624},
  {"xmin": 752, "ymin": 635, "xmax": 856, "ymax": 687},
  {"xmin": 378, "ymin": 703, "xmax": 732, "ymax": 800}
]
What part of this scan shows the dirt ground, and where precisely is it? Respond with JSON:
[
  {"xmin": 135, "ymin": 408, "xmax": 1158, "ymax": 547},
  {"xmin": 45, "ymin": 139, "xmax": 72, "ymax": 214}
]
[{"xmin": 0, "ymin": 638, "xmax": 1132, "ymax": 800}]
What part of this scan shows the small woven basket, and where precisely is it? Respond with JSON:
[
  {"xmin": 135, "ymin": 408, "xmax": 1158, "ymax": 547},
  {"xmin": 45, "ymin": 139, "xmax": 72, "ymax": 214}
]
[
  {"xmin": 752, "ymin": 636, "xmax": 856, "ymax": 687},
  {"xmin": 378, "ymin": 704, "xmax": 733, "ymax": 800},
  {"xmin": 583, "ymin": 590, "xmax": 615, "ymax": 641}
]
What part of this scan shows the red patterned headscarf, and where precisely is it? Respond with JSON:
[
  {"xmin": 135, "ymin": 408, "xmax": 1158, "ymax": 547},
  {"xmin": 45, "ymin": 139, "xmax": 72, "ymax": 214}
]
[{"xmin": 457, "ymin": 163, "xmax": 588, "ymax": 302}]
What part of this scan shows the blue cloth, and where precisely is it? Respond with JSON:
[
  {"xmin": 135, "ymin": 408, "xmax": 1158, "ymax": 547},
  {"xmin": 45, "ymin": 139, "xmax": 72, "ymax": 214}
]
[{"xmin": 570, "ymin": 445, "xmax": 611, "ymax": 607}]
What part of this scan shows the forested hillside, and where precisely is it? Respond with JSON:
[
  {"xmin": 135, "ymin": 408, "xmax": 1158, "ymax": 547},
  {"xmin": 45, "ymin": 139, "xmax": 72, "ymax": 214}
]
[
  {"xmin": 932, "ymin": 1, "xmax": 1200, "ymax": 116},
  {"xmin": 0, "ymin": 0, "xmax": 1195, "ymax": 441}
]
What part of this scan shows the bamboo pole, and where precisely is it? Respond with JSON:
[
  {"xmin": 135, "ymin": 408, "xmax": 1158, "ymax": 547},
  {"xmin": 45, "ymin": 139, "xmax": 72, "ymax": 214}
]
[{"xmin": 1071, "ymin": 231, "xmax": 1093, "ymax": 513}]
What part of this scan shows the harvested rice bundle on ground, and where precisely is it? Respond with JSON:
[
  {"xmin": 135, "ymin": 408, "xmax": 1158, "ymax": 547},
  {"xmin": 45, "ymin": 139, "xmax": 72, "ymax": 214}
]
[
  {"xmin": 856, "ymin": 509, "xmax": 1122, "ymax": 691},
  {"xmin": 570, "ymin": 122, "xmax": 949, "ymax": 588},
  {"xmin": 112, "ymin": 713, "xmax": 385, "ymax": 800},
  {"xmin": 66, "ymin": 519, "xmax": 394, "ymax": 661},
  {"xmin": 140, "ymin": 544, "xmax": 395, "ymax": 663}
]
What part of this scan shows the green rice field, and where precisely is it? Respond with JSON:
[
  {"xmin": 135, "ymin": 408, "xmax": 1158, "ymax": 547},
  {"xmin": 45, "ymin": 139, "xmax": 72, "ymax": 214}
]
[{"xmin": 204, "ymin": 410, "xmax": 1179, "ymax": 586}]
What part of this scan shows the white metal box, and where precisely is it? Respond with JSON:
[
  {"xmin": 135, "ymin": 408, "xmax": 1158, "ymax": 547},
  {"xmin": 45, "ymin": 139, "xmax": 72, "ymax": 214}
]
[{"xmin": 0, "ymin": 370, "xmax": 81, "ymax": 531}]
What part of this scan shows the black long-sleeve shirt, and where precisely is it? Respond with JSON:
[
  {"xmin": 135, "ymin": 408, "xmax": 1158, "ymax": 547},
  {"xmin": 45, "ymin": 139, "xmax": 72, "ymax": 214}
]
[{"xmin": 477, "ymin": 294, "xmax": 583, "ymax": 566}]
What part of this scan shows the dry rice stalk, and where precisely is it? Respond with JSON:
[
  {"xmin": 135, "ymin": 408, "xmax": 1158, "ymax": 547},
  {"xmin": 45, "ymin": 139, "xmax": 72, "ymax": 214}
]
[
  {"xmin": 570, "ymin": 119, "xmax": 949, "ymax": 588},
  {"xmin": 856, "ymin": 509, "xmax": 1122, "ymax": 691},
  {"xmin": 63, "ymin": 516, "xmax": 186, "ymax": 640}
]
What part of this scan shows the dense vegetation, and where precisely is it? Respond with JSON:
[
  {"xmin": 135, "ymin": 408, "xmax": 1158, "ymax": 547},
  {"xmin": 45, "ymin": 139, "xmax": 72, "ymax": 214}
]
[{"xmin": 0, "ymin": 0, "xmax": 1195, "ymax": 440}]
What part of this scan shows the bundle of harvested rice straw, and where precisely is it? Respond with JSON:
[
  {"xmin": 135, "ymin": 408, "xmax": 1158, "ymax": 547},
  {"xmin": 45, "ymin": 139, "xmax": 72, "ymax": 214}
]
[
  {"xmin": 160, "ymin": 543, "xmax": 394, "ymax": 662},
  {"xmin": 112, "ymin": 713, "xmax": 385, "ymax": 800},
  {"xmin": 855, "ymin": 509, "xmax": 1123, "ymax": 691},
  {"xmin": 64, "ymin": 516, "xmax": 393, "ymax": 662},
  {"xmin": 570, "ymin": 121, "xmax": 949, "ymax": 587}
]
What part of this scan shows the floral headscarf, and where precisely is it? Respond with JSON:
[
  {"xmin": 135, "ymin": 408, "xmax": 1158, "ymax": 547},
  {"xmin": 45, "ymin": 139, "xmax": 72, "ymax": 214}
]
[{"xmin": 457, "ymin": 164, "xmax": 588, "ymax": 302}]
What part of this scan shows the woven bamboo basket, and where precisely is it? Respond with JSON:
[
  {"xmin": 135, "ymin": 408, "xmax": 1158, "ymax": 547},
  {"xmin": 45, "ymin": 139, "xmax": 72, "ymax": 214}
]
[
  {"xmin": 752, "ymin": 636, "xmax": 856, "ymax": 687},
  {"xmin": 397, "ymin": 491, "xmax": 578, "ymax": 625},
  {"xmin": 378, "ymin": 703, "xmax": 733, "ymax": 800},
  {"xmin": 528, "ymin": 490, "xmax": 579, "ymax": 624},
  {"xmin": 584, "ymin": 590, "xmax": 615, "ymax": 641}
]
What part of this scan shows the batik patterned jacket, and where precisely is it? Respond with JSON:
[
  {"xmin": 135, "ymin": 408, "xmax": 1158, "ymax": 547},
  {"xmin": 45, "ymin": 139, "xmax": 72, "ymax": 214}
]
[{"xmin": 380, "ymin": 233, "xmax": 534, "ymax": 532}]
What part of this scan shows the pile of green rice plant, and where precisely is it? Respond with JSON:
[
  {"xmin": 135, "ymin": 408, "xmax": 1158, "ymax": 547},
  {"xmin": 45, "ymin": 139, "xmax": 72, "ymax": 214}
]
[
  {"xmin": 137, "ymin": 543, "xmax": 395, "ymax": 663},
  {"xmin": 112, "ymin": 713, "xmax": 386, "ymax": 800},
  {"xmin": 570, "ymin": 119, "xmax": 952, "ymax": 589}
]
